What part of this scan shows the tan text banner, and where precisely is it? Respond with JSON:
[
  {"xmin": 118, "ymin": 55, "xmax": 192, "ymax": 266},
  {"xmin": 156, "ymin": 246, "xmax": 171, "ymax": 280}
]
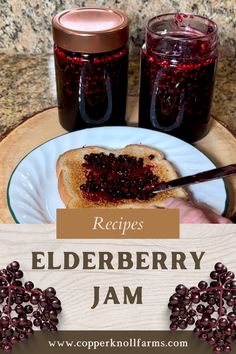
[{"xmin": 56, "ymin": 209, "xmax": 179, "ymax": 239}]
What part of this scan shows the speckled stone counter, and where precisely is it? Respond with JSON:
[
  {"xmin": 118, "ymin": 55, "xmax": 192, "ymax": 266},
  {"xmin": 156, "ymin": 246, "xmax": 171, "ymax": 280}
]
[
  {"xmin": 1, "ymin": 0, "xmax": 235, "ymax": 57},
  {"xmin": 0, "ymin": 54, "xmax": 235, "ymax": 139}
]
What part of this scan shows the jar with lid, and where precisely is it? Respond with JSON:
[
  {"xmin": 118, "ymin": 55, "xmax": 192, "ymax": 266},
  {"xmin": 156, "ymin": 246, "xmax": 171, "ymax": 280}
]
[
  {"xmin": 139, "ymin": 13, "xmax": 218, "ymax": 142},
  {"xmin": 52, "ymin": 8, "xmax": 129, "ymax": 131}
]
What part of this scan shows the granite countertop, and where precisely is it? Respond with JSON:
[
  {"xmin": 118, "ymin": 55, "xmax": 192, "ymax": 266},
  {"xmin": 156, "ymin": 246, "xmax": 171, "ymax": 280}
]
[{"xmin": 0, "ymin": 53, "xmax": 235, "ymax": 139}]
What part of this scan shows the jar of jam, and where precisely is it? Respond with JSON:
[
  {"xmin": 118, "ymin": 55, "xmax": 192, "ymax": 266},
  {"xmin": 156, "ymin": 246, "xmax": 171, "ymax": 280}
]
[
  {"xmin": 139, "ymin": 13, "xmax": 218, "ymax": 142},
  {"xmin": 52, "ymin": 8, "xmax": 129, "ymax": 131}
]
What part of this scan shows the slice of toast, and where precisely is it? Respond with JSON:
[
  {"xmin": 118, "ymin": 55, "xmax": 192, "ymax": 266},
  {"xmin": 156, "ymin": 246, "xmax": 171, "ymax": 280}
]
[{"xmin": 56, "ymin": 144, "xmax": 188, "ymax": 208}]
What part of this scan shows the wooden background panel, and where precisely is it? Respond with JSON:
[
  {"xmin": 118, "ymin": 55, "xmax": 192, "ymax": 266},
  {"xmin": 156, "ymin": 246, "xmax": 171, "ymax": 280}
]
[{"xmin": 0, "ymin": 224, "xmax": 235, "ymax": 330}]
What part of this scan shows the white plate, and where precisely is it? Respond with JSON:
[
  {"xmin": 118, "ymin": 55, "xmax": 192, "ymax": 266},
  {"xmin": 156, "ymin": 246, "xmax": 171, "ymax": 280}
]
[{"xmin": 7, "ymin": 126, "xmax": 227, "ymax": 223}]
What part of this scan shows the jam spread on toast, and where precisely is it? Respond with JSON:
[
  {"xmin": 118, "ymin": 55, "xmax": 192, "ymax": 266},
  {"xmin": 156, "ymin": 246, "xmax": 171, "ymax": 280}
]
[{"xmin": 80, "ymin": 152, "xmax": 160, "ymax": 202}]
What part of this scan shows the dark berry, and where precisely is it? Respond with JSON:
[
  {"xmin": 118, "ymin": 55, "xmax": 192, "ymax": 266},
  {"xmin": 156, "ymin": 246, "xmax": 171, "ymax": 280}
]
[
  {"xmin": 10, "ymin": 261, "xmax": 20, "ymax": 271},
  {"xmin": 25, "ymin": 281, "xmax": 34, "ymax": 290},
  {"xmin": 215, "ymin": 263, "xmax": 226, "ymax": 273},
  {"xmin": 198, "ymin": 281, "xmax": 208, "ymax": 289},
  {"xmin": 45, "ymin": 287, "xmax": 56, "ymax": 299},
  {"xmin": 176, "ymin": 284, "xmax": 187, "ymax": 295}
]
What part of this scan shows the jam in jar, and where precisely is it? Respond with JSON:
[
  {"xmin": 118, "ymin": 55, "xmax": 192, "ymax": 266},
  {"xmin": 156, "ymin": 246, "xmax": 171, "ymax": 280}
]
[
  {"xmin": 139, "ymin": 13, "xmax": 218, "ymax": 142},
  {"xmin": 52, "ymin": 8, "xmax": 129, "ymax": 131}
]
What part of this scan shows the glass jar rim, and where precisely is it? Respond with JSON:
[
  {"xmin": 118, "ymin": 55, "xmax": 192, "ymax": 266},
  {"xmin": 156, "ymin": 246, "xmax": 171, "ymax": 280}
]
[{"xmin": 147, "ymin": 13, "xmax": 218, "ymax": 41}]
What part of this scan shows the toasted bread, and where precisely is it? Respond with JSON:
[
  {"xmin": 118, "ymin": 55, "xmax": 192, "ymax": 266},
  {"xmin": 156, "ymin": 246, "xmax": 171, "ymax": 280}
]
[{"xmin": 56, "ymin": 144, "xmax": 188, "ymax": 208}]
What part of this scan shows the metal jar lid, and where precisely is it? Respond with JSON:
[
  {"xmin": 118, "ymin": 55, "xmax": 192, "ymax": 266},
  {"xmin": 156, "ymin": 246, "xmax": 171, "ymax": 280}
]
[{"xmin": 52, "ymin": 7, "xmax": 129, "ymax": 53}]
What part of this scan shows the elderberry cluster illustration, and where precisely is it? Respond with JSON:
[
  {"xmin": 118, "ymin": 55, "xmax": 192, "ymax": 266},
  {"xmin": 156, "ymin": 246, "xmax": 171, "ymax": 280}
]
[
  {"xmin": 168, "ymin": 263, "xmax": 236, "ymax": 353},
  {"xmin": 0, "ymin": 261, "xmax": 62, "ymax": 352}
]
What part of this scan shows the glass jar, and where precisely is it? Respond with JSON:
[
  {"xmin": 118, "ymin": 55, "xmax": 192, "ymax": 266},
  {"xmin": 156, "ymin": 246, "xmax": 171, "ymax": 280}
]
[
  {"xmin": 139, "ymin": 13, "xmax": 218, "ymax": 142},
  {"xmin": 52, "ymin": 8, "xmax": 129, "ymax": 131}
]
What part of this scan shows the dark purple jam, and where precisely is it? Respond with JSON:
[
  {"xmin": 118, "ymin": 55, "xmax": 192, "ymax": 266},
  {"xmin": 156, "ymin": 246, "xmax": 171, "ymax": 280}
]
[
  {"xmin": 139, "ymin": 49, "xmax": 217, "ymax": 142},
  {"xmin": 139, "ymin": 14, "xmax": 218, "ymax": 143},
  {"xmin": 79, "ymin": 152, "xmax": 160, "ymax": 202},
  {"xmin": 54, "ymin": 45, "xmax": 128, "ymax": 131}
]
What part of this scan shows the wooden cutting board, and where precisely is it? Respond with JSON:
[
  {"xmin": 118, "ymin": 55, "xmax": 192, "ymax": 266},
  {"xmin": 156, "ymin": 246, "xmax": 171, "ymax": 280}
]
[{"xmin": 0, "ymin": 96, "xmax": 235, "ymax": 223}]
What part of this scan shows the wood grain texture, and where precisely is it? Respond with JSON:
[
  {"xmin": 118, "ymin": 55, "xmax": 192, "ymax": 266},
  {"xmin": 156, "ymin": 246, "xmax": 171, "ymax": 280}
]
[
  {"xmin": 0, "ymin": 97, "xmax": 235, "ymax": 223},
  {"xmin": 0, "ymin": 224, "xmax": 235, "ymax": 330}
]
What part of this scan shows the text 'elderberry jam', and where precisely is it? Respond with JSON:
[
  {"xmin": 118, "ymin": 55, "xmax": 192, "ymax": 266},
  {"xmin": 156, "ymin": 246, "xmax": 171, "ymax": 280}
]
[
  {"xmin": 80, "ymin": 152, "xmax": 159, "ymax": 202},
  {"xmin": 139, "ymin": 13, "xmax": 218, "ymax": 143},
  {"xmin": 52, "ymin": 8, "xmax": 129, "ymax": 131}
]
